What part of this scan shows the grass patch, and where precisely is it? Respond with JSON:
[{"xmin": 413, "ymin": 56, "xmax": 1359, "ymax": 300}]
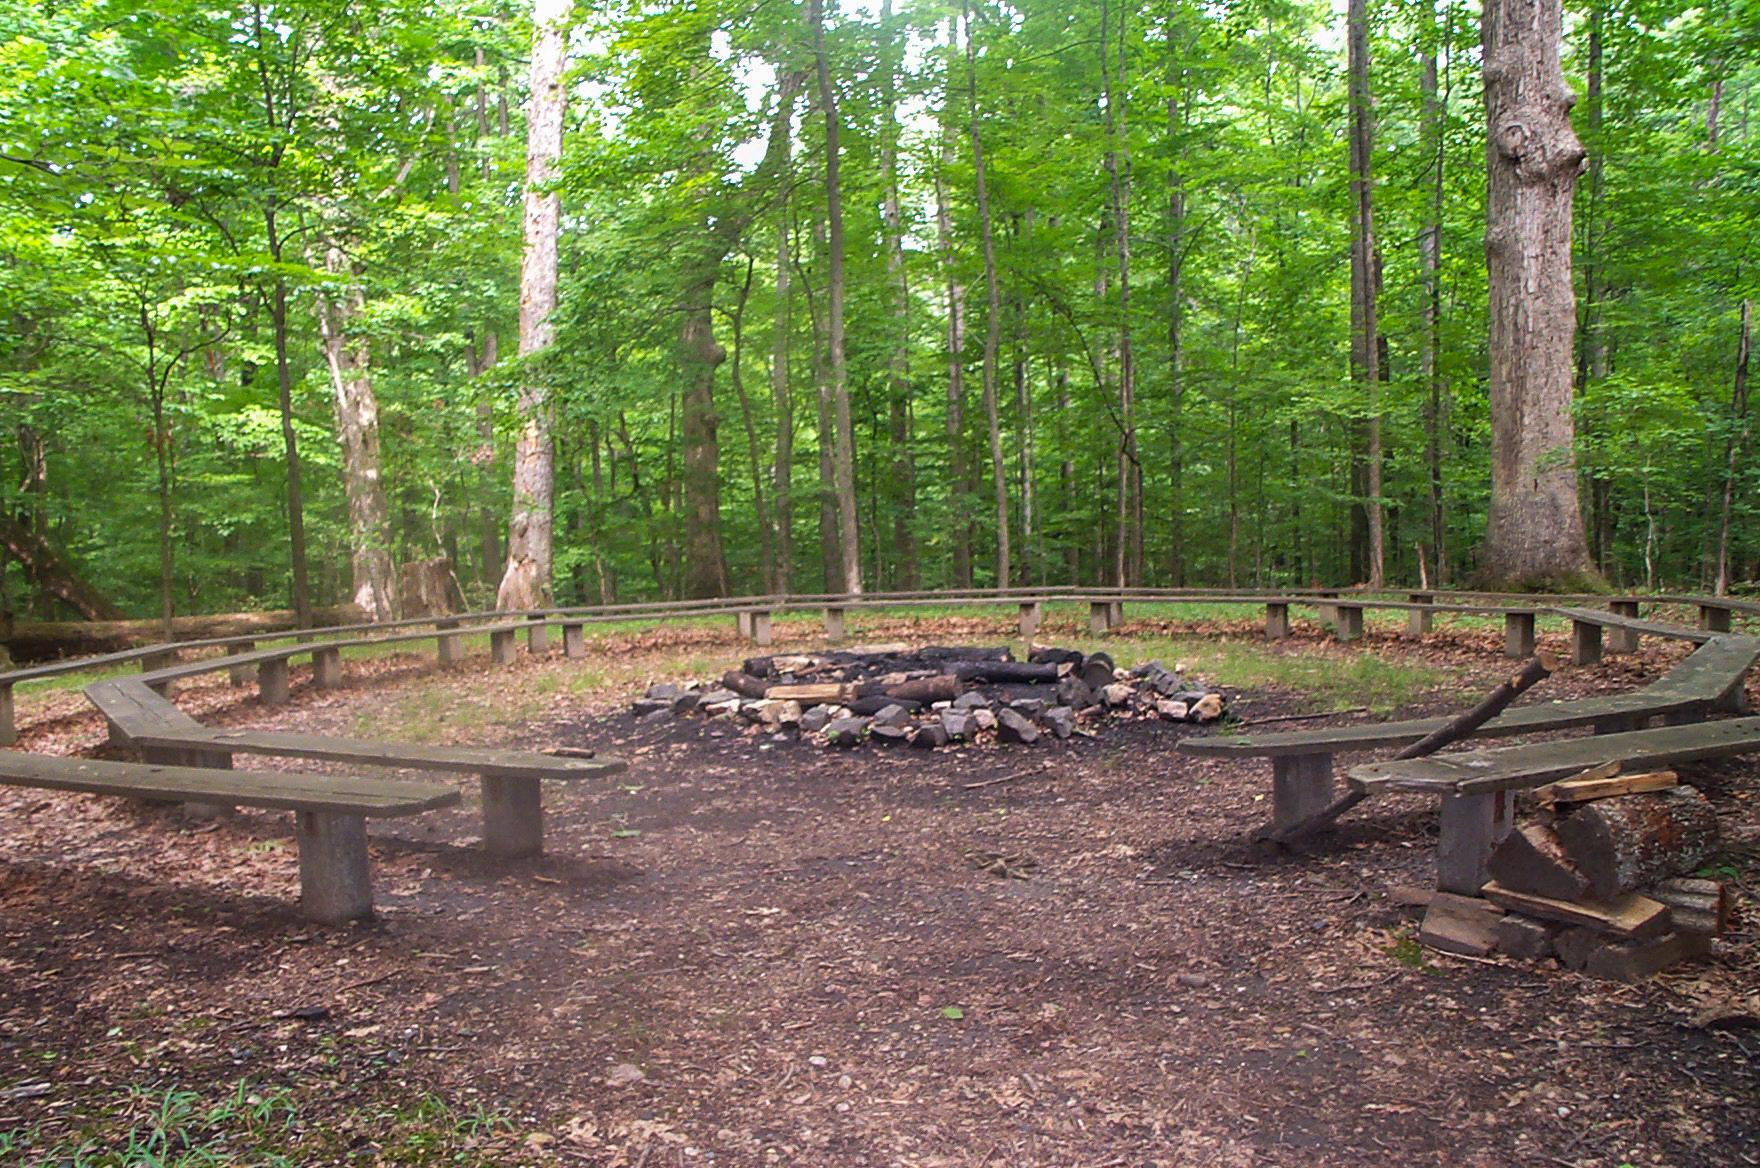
[{"xmin": 0, "ymin": 1080, "xmax": 528, "ymax": 1168}]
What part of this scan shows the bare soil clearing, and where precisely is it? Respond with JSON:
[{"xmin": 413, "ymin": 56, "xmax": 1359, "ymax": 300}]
[{"xmin": 2, "ymin": 617, "xmax": 1756, "ymax": 1166}]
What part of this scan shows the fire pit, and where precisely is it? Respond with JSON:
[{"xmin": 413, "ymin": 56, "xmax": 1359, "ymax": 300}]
[{"xmin": 629, "ymin": 644, "xmax": 1228, "ymax": 748}]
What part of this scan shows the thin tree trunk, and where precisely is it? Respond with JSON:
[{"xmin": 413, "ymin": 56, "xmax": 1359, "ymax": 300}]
[
  {"xmin": 727, "ymin": 257, "xmax": 774, "ymax": 592},
  {"xmin": 965, "ymin": 0, "xmax": 1009, "ymax": 588},
  {"xmin": 1348, "ymin": 0, "xmax": 1383, "ymax": 587},
  {"xmin": 1101, "ymin": 0, "xmax": 1137, "ymax": 590},
  {"xmin": 1421, "ymin": 11, "xmax": 1448, "ymax": 585},
  {"xmin": 498, "ymin": 0, "xmax": 570, "ymax": 610},
  {"xmin": 679, "ymin": 257, "xmax": 731, "ymax": 598},
  {"xmin": 1166, "ymin": 36, "xmax": 1188, "ymax": 589},
  {"xmin": 268, "ymin": 264, "xmax": 312, "ymax": 627},
  {"xmin": 935, "ymin": 84, "xmax": 972, "ymax": 588},
  {"xmin": 880, "ymin": 0, "xmax": 916, "ymax": 589},
  {"xmin": 811, "ymin": 0, "xmax": 862, "ymax": 594},
  {"xmin": 1479, "ymin": 0, "xmax": 1595, "ymax": 587},
  {"xmin": 1715, "ymin": 300, "xmax": 1753, "ymax": 595},
  {"xmin": 772, "ymin": 205, "xmax": 794, "ymax": 595},
  {"xmin": 314, "ymin": 242, "xmax": 397, "ymax": 620}
]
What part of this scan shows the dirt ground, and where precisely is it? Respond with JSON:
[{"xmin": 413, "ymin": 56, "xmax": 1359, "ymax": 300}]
[{"xmin": 1, "ymin": 620, "xmax": 1757, "ymax": 1166}]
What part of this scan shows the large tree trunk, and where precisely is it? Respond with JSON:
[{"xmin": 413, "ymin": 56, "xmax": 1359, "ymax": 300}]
[
  {"xmin": 679, "ymin": 260, "xmax": 731, "ymax": 598},
  {"xmin": 1478, "ymin": 0, "xmax": 1596, "ymax": 588},
  {"xmin": 1347, "ymin": 0, "xmax": 1384, "ymax": 587},
  {"xmin": 1715, "ymin": 300, "xmax": 1753, "ymax": 595},
  {"xmin": 965, "ymin": 1, "xmax": 1009, "ymax": 588},
  {"xmin": 2, "ymin": 605, "xmax": 367, "ymax": 662},
  {"xmin": 498, "ymin": 0, "xmax": 570, "ymax": 611},
  {"xmin": 0, "ymin": 515, "xmax": 124, "ymax": 622},
  {"xmin": 810, "ymin": 0, "xmax": 862, "ymax": 595},
  {"xmin": 315, "ymin": 243, "xmax": 397, "ymax": 621}
]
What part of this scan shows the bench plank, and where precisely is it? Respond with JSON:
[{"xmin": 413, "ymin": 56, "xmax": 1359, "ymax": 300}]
[
  {"xmin": 1348, "ymin": 715, "xmax": 1760, "ymax": 795},
  {"xmin": 0, "ymin": 753, "xmax": 459, "ymax": 816},
  {"xmin": 1552, "ymin": 606, "xmax": 1715, "ymax": 644},
  {"xmin": 138, "ymin": 727, "xmax": 627, "ymax": 781}
]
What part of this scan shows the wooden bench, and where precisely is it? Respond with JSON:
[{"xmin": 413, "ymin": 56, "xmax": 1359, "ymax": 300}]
[
  {"xmin": 1349, "ymin": 715, "xmax": 1760, "ymax": 893},
  {"xmin": 87, "ymin": 678, "xmax": 625, "ymax": 857},
  {"xmin": 1178, "ymin": 634, "xmax": 1760, "ymax": 843},
  {"xmin": 1552, "ymin": 606, "xmax": 1715, "ymax": 665},
  {"xmin": 0, "ymin": 752, "xmax": 457, "ymax": 923}
]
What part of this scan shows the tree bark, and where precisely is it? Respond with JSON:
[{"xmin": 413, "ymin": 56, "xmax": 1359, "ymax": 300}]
[
  {"xmin": 1715, "ymin": 300, "xmax": 1752, "ymax": 595},
  {"xmin": 1557, "ymin": 786, "xmax": 1719, "ymax": 901},
  {"xmin": 771, "ymin": 159, "xmax": 794, "ymax": 595},
  {"xmin": 498, "ymin": 0, "xmax": 570, "ymax": 611},
  {"xmin": 314, "ymin": 243, "xmax": 397, "ymax": 621},
  {"xmin": 935, "ymin": 84, "xmax": 972, "ymax": 588},
  {"xmin": 810, "ymin": 0, "xmax": 862, "ymax": 595},
  {"xmin": 1101, "ymin": 0, "xmax": 1137, "ymax": 590},
  {"xmin": 1478, "ymin": 0, "xmax": 1596, "ymax": 588},
  {"xmin": 679, "ymin": 256, "xmax": 731, "ymax": 598},
  {"xmin": 964, "ymin": 1, "xmax": 1009, "ymax": 588},
  {"xmin": 1347, "ymin": 0, "xmax": 1383, "ymax": 587},
  {"xmin": 1420, "ymin": 19, "xmax": 1448, "ymax": 586},
  {"xmin": 879, "ymin": 0, "xmax": 916, "ymax": 590}
]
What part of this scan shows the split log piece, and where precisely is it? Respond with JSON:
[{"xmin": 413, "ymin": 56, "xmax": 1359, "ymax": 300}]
[
  {"xmin": 1555, "ymin": 784, "xmax": 1718, "ymax": 900},
  {"xmin": 1646, "ymin": 877, "xmax": 1730, "ymax": 938},
  {"xmin": 1480, "ymin": 880, "xmax": 1670, "ymax": 940},
  {"xmin": 1486, "ymin": 823, "xmax": 1591, "ymax": 901},
  {"xmin": 1534, "ymin": 768, "xmax": 1677, "ymax": 808}
]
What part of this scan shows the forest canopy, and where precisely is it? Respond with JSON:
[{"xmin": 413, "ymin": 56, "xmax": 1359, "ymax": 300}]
[{"xmin": 1, "ymin": 0, "xmax": 1756, "ymax": 625}]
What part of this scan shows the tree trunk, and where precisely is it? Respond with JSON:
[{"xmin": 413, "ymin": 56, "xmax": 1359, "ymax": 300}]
[
  {"xmin": 771, "ymin": 162, "xmax": 794, "ymax": 595},
  {"xmin": 1421, "ymin": 22, "xmax": 1448, "ymax": 586},
  {"xmin": 1557, "ymin": 786, "xmax": 1719, "ymax": 900},
  {"xmin": 965, "ymin": 1, "xmax": 1009, "ymax": 588},
  {"xmin": 1101, "ymin": 0, "xmax": 1137, "ymax": 590},
  {"xmin": 935, "ymin": 90, "xmax": 972, "ymax": 588},
  {"xmin": 1715, "ymin": 300, "xmax": 1753, "ymax": 595},
  {"xmin": 314, "ymin": 243, "xmax": 397, "ymax": 621},
  {"xmin": 811, "ymin": 0, "xmax": 862, "ymax": 595},
  {"xmin": 498, "ymin": 0, "xmax": 570, "ymax": 611},
  {"xmin": 1478, "ymin": 0, "xmax": 1596, "ymax": 588},
  {"xmin": 679, "ymin": 258, "xmax": 731, "ymax": 598},
  {"xmin": 1165, "ymin": 32, "xmax": 1188, "ymax": 589},
  {"xmin": 0, "ymin": 515, "xmax": 124, "ymax": 623},
  {"xmin": 1348, "ymin": 0, "xmax": 1384, "ymax": 587},
  {"xmin": 268, "ymin": 266, "xmax": 313, "ymax": 627},
  {"xmin": 880, "ymin": 0, "xmax": 916, "ymax": 590}
]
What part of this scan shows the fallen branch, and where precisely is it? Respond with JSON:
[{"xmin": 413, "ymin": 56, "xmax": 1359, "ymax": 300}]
[{"xmin": 1235, "ymin": 706, "xmax": 1368, "ymax": 728}]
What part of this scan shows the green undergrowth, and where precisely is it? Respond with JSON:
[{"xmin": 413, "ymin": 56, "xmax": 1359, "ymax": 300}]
[{"xmin": 0, "ymin": 1079, "xmax": 530, "ymax": 1168}]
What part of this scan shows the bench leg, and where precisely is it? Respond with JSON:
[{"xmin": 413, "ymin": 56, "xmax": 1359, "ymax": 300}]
[
  {"xmin": 563, "ymin": 623, "xmax": 587, "ymax": 659},
  {"xmin": 1407, "ymin": 607, "xmax": 1433, "ymax": 636},
  {"xmin": 0, "ymin": 683, "xmax": 13, "ymax": 747},
  {"xmin": 228, "ymin": 641, "xmax": 255, "ymax": 686},
  {"xmin": 1607, "ymin": 600, "xmax": 1640, "ymax": 653},
  {"xmin": 1089, "ymin": 602, "xmax": 1111, "ymax": 637},
  {"xmin": 1018, "ymin": 602, "xmax": 1042, "ymax": 640},
  {"xmin": 296, "ymin": 811, "xmax": 374, "ymax": 924},
  {"xmin": 481, "ymin": 775, "xmax": 543, "ymax": 858},
  {"xmin": 736, "ymin": 611, "xmax": 753, "ymax": 640},
  {"xmin": 1700, "ymin": 604, "xmax": 1733, "ymax": 633},
  {"xmin": 751, "ymin": 611, "xmax": 774, "ymax": 648},
  {"xmin": 1271, "ymin": 754, "xmax": 1336, "ymax": 832},
  {"xmin": 1437, "ymin": 789, "xmax": 1514, "ymax": 895},
  {"xmin": 1335, "ymin": 605, "xmax": 1364, "ymax": 643},
  {"xmin": 1109, "ymin": 600, "xmax": 1124, "ymax": 626},
  {"xmin": 1265, "ymin": 603, "xmax": 1290, "ymax": 641},
  {"xmin": 824, "ymin": 607, "xmax": 846, "ymax": 642},
  {"xmin": 527, "ymin": 621, "xmax": 550, "ymax": 655},
  {"xmin": 1715, "ymin": 674, "xmax": 1751, "ymax": 715},
  {"xmin": 490, "ymin": 629, "xmax": 518, "ymax": 665},
  {"xmin": 1572, "ymin": 620, "xmax": 1603, "ymax": 666},
  {"xmin": 257, "ymin": 659, "xmax": 290, "ymax": 705},
  {"xmin": 1504, "ymin": 612, "xmax": 1536, "ymax": 659},
  {"xmin": 312, "ymin": 647, "xmax": 342, "ymax": 689},
  {"xmin": 155, "ymin": 745, "xmax": 236, "ymax": 820},
  {"xmin": 438, "ymin": 631, "xmax": 464, "ymax": 668}
]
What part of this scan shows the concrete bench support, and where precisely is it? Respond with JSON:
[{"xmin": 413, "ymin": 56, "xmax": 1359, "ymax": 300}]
[
  {"xmin": 1271, "ymin": 753, "xmax": 1335, "ymax": 831},
  {"xmin": 490, "ymin": 629, "xmax": 518, "ymax": 665},
  {"xmin": 437, "ymin": 627, "xmax": 464, "ymax": 668},
  {"xmin": 526, "ymin": 618, "xmax": 550, "ymax": 655},
  {"xmin": 1607, "ymin": 600, "xmax": 1641, "ymax": 653},
  {"xmin": 736, "ymin": 611, "xmax": 753, "ymax": 639},
  {"xmin": 562, "ymin": 623, "xmax": 587, "ymax": 659},
  {"xmin": 824, "ymin": 607, "xmax": 846, "ymax": 642},
  {"xmin": 257, "ymin": 658, "xmax": 290, "ymax": 706},
  {"xmin": 1407, "ymin": 594, "xmax": 1434, "ymax": 636},
  {"xmin": 1572, "ymin": 620, "xmax": 1604, "ymax": 666},
  {"xmin": 1018, "ymin": 601, "xmax": 1042, "ymax": 640},
  {"xmin": 1088, "ymin": 602, "xmax": 1112, "ymax": 637},
  {"xmin": 227, "ymin": 641, "xmax": 256, "ymax": 686},
  {"xmin": 750, "ymin": 611, "xmax": 774, "ymax": 647},
  {"xmin": 0, "ymin": 683, "xmax": 13, "ymax": 747},
  {"xmin": 1334, "ymin": 604, "xmax": 1364, "ymax": 642},
  {"xmin": 1265, "ymin": 603, "xmax": 1290, "ymax": 641},
  {"xmin": 1701, "ymin": 604, "xmax": 1733, "ymax": 633},
  {"xmin": 1504, "ymin": 612, "xmax": 1537, "ymax": 659},
  {"xmin": 1436, "ymin": 789, "xmax": 1515, "ymax": 894},
  {"xmin": 1109, "ymin": 600, "xmax": 1124, "ymax": 626},
  {"xmin": 481, "ymin": 775, "xmax": 544, "ymax": 857},
  {"xmin": 296, "ymin": 811, "xmax": 374, "ymax": 924},
  {"xmin": 312, "ymin": 647, "xmax": 343, "ymax": 689},
  {"xmin": 142, "ymin": 652, "xmax": 177, "ymax": 697}
]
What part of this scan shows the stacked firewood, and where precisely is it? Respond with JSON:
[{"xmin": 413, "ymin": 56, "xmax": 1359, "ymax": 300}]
[
  {"xmin": 628, "ymin": 645, "xmax": 1228, "ymax": 749},
  {"xmin": 1419, "ymin": 768, "xmax": 1731, "ymax": 981}
]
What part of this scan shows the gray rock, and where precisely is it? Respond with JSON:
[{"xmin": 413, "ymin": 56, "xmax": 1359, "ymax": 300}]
[
  {"xmin": 940, "ymin": 711, "xmax": 971, "ymax": 740},
  {"xmin": 1102, "ymin": 683, "xmax": 1136, "ymax": 708},
  {"xmin": 1494, "ymin": 914, "xmax": 1557, "ymax": 961},
  {"xmin": 824, "ymin": 716, "xmax": 869, "ymax": 748},
  {"xmin": 1056, "ymin": 676, "xmax": 1094, "ymax": 709},
  {"xmin": 671, "ymin": 692, "xmax": 701, "ymax": 714},
  {"xmin": 912, "ymin": 723, "xmax": 950, "ymax": 749},
  {"xmin": 970, "ymin": 708, "xmax": 997, "ymax": 732},
  {"xmin": 997, "ymin": 707, "xmax": 1040, "ymax": 745},
  {"xmin": 870, "ymin": 724, "xmax": 911, "ymax": 747},
  {"xmin": 1042, "ymin": 706, "xmax": 1075, "ymax": 739},
  {"xmin": 1156, "ymin": 699, "xmax": 1189, "ymax": 722},
  {"xmin": 799, "ymin": 706, "xmax": 833, "ymax": 734},
  {"xmin": 645, "ymin": 682, "xmax": 684, "ymax": 701},
  {"xmin": 1009, "ymin": 697, "xmax": 1047, "ymax": 717},
  {"xmin": 872, "ymin": 703, "xmax": 912, "ymax": 728},
  {"xmin": 952, "ymin": 691, "xmax": 991, "ymax": 712},
  {"xmin": 630, "ymin": 698, "xmax": 670, "ymax": 717},
  {"xmin": 638, "ymin": 708, "xmax": 672, "ymax": 726},
  {"xmin": 699, "ymin": 688, "xmax": 739, "ymax": 706},
  {"xmin": 1080, "ymin": 653, "xmax": 1116, "ymax": 691}
]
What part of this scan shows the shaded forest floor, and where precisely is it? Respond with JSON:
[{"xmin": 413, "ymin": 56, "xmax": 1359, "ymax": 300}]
[{"xmin": 2, "ymin": 615, "xmax": 1758, "ymax": 1166}]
